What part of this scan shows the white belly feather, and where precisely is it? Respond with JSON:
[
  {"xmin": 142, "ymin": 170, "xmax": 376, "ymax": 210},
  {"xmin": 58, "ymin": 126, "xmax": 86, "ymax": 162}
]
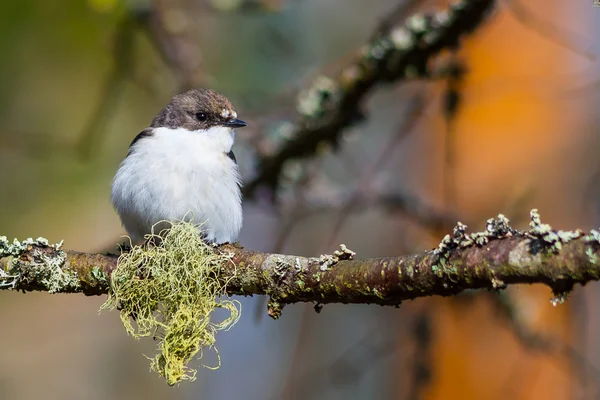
[{"xmin": 111, "ymin": 126, "xmax": 243, "ymax": 244}]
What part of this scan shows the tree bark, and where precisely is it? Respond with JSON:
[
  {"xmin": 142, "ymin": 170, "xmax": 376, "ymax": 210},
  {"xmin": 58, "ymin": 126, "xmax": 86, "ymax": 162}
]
[{"xmin": 2, "ymin": 211, "xmax": 599, "ymax": 319}]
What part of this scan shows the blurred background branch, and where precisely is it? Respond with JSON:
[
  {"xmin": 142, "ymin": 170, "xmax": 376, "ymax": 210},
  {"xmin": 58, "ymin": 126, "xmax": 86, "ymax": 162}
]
[
  {"xmin": 243, "ymin": 0, "xmax": 495, "ymax": 197},
  {"xmin": 76, "ymin": 11, "xmax": 139, "ymax": 158}
]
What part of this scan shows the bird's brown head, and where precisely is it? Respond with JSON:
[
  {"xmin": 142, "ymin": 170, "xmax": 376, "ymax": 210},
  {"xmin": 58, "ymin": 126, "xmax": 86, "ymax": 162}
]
[{"xmin": 151, "ymin": 88, "xmax": 247, "ymax": 131}]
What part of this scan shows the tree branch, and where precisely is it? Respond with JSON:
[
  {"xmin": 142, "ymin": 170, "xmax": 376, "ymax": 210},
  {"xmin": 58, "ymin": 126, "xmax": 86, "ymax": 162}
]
[
  {"xmin": 243, "ymin": 0, "xmax": 496, "ymax": 197},
  {"xmin": 2, "ymin": 210, "xmax": 600, "ymax": 319}
]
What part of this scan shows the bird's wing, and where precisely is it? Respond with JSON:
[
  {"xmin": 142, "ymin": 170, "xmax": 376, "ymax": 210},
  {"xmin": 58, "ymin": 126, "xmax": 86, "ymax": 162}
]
[
  {"xmin": 226, "ymin": 150, "xmax": 237, "ymax": 164},
  {"xmin": 127, "ymin": 128, "xmax": 154, "ymax": 156}
]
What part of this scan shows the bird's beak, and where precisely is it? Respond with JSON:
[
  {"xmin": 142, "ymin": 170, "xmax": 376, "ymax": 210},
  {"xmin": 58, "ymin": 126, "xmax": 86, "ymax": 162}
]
[{"xmin": 223, "ymin": 118, "xmax": 247, "ymax": 128}]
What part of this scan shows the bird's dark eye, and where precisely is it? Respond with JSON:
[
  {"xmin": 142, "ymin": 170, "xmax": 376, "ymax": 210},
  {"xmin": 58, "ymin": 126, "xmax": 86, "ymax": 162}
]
[{"xmin": 196, "ymin": 113, "xmax": 207, "ymax": 121}]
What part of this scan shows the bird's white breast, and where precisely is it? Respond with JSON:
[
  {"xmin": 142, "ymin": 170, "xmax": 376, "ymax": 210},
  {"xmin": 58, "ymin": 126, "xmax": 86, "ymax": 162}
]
[{"xmin": 111, "ymin": 126, "xmax": 243, "ymax": 244}]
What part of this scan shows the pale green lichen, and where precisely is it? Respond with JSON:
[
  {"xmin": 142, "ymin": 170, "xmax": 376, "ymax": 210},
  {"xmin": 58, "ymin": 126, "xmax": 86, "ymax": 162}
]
[
  {"xmin": 491, "ymin": 276, "xmax": 506, "ymax": 290},
  {"xmin": 1, "ymin": 236, "xmax": 73, "ymax": 292},
  {"xmin": 267, "ymin": 298, "xmax": 283, "ymax": 319},
  {"xmin": 25, "ymin": 249, "xmax": 78, "ymax": 293},
  {"xmin": 297, "ymin": 75, "xmax": 338, "ymax": 118},
  {"xmin": 584, "ymin": 229, "xmax": 600, "ymax": 244},
  {"xmin": 407, "ymin": 14, "xmax": 428, "ymax": 33},
  {"xmin": 550, "ymin": 291, "xmax": 569, "ymax": 307},
  {"xmin": 91, "ymin": 266, "xmax": 109, "ymax": 286},
  {"xmin": 390, "ymin": 26, "xmax": 413, "ymax": 49},
  {"xmin": 587, "ymin": 248, "xmax": 598, "ymax": 265},
  {"xmin": 430, "ymin": 209, "xmax": 594, "ymax": 301},
  {"xmin": 435, "ymin": 211, "xmax": 584, "ymax": 263},
  {"xmin": 273, "ymin": 256, "xmax": 292, "ymax": 279},
  {"xmin": 0, "ymin": 236, "xmax": 58, "ymax": 257},
  {"xmin": 293, "ymin": 257, "xmax": 305, "ymax": 272},
  {"xmin": 101, "ymin": 221, "xmax": 240, "ymax": 386},
  {"xmin": 0, "ymin": 266, "xmax": 18, "ymax": 289},
  {"xmin": 319, "ymin": 244, "xmax": 356, "ymax": 271},
  {"xmin": 527, "ymin": 209, "xmax": 583, "ymax": 253}
]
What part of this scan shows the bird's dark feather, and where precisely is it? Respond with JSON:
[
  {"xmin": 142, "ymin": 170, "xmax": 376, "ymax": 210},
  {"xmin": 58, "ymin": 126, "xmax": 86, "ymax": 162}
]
[
  {"xmin": 127, "ymin": 128, "xmax": 154, "ymax": 156},
  {"xmin": 226, "ymin": 150, "xmax": 237, "ymax": 164}
]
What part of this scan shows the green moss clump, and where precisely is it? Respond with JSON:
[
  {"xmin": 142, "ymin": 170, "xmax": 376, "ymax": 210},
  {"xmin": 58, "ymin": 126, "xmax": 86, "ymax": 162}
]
[{"xmin": 101, "ymin": 221, "xmax": 241, "ymax": 385}]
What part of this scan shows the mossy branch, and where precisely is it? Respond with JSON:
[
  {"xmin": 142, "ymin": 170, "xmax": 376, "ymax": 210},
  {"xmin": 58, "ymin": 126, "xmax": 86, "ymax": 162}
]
[
  {"xmin": 2, "ymin": 210, "xmax": 600, "ymax": 319},
  {"xmin": 244, "ymin": 0, "xmax": 496, "ymax": 196}
]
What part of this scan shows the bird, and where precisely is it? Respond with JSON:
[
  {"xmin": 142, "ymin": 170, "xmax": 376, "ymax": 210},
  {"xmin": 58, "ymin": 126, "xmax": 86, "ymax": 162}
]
[{"xmin": 111, "ymin": 88, "xmax": 246, "ymax": 245}]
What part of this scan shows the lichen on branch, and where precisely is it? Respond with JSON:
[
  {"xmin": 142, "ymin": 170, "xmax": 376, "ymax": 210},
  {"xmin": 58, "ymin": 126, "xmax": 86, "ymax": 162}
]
[
  {"xmin": 2, "ymin": 210, "xmax": 600, "ymax": 309},
  {"xmin": 220, "ymin": 210, "xmax": 600, "ymax": 316},
  {"xmin": 3, "ymin": 210, "xmax": 600, "ymax": 383},
  {"xmin": 100, "ymin": 222, "xmax": 241, "ymax": 386},
  {"xmin": 244, "ymin": 0, "xmax": 496, "ymax": 196},
  {"xmin": 0, "ymin": 236, "xmax": 110, "ymax": 294}
]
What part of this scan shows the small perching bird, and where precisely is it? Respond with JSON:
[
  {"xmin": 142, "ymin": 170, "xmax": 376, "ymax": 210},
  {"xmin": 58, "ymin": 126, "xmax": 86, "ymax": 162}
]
[{"xmin": 111, "ymin": 89, "xmax": 247, "ymax": 244}]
